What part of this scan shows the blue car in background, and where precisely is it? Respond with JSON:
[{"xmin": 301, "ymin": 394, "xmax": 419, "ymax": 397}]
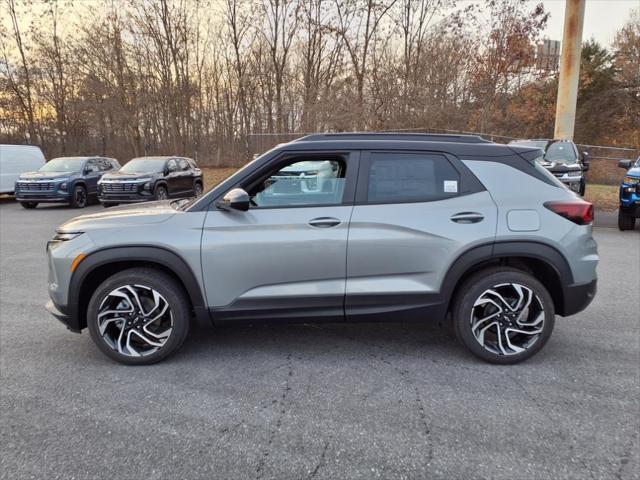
[
  {"xmin": 15, "ymin": 156, "xmax": 120, "ymax": 209},
  {"xmin": 617, "ymin": 157, "xmax": 640, "ymax": 230}
]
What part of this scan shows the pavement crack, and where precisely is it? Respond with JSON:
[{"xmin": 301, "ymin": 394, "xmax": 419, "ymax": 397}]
[
  {"xmin": 308, "ymin": 439, "xmax": 330, "ymax": 478},
  {"xmin": 615, "ymin": 428, "xmax": 639, "ymax": 480},
  {"xmin": 255, "ymin": 353, "xmax": 293, "ymax": 479}
]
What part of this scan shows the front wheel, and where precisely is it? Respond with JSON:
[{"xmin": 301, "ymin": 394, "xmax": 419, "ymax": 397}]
[
  {"xmin": 87, "ymin": 268, "xmax": 190, "ymax": 365},
  {"xmin": 578, "ymin": 179, "xmax": 586, "ymax": 197},
  {"xmin": 154, "ymin": 185, "xmax": 168, "ymax": 201},
  {"xmin": 20, "ymin": 201, "xmax": 38, "ymax": 209},
  {"xmin": 194, "ymin": 182, "xmax": 203, "ymax": 197},
  {"xmin": 618, "ymin": 210, "xmax": 636, "ymax": 231},
  {"xmin": 70, "ymin": 185, "xmax": 87, "ymax": 208},
  {"xmin": 452, "ymin": 267, "xmax": 555, "ymax": 364}
]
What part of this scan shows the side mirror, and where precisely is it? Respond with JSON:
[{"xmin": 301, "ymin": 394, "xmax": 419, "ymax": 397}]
[
  {"xmin": 618, "ymin": 160, "xmax": 633, "ymax": 170},
  {"xmin": 216, "ymin": 188, "xmax": 250, "ymax": 212},
  {"xmin": 581, "ymin": 152, "xmax": 590, "ymax": 172}
]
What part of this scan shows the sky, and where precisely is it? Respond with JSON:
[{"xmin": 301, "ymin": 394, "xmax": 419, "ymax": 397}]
[{"xmin": 531, "ymin": 0, "xmax": 639, "ymax": 47}]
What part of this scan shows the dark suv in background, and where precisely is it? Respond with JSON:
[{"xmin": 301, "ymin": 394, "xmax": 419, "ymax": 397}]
[
  {"xmin": 98, "ymin": 156, "xmax": 203, "ymax": 206},
  {"xmin": 508, "ymin": 139, "xmax": 590, "ymax": 196},
  {"xmin": 15, "ymin": 156, "xmax": 120, "ymax": 209}
]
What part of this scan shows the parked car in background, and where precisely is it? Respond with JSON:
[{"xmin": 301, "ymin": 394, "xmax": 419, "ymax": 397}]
[
  {"xmin": 98, "ymin": 156, "xmax": 203, "ymax": 207},
  {"xmin": 0, "ymin": 144, "xmax": 45, "ymax": 195},
  {"xmin": 15, "ymin": 156, "xmax": 119, "ymax": 209},
  {"xmin": 508, "ymin": 139, "xmax": 590, "ymax": 196},
  {"xmin": 46, "ymin": 133, "xmax": 597, "ymax": 366},
  {"xmin": 617, "ymin": 157, "xmax": 640, "ymax": 231}
]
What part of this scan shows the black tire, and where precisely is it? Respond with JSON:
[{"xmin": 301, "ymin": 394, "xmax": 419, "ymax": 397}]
[
  {"xmin": 102, "ymin": 202, "xmax": 118, "ymax": 208},
  {"xmin": 452, "ymin": 267, "xmax": 555, "ymax": 364},
  {"xmin": 194, "ymin": 181, "xmax": 203, "ymax": 197},
  {"xmin": 618, "ymin": 210, "xmax": 636, "ymax": 231},
  {"xmin": 154, "ymin": 185, "xmax": 168, "ymax": 201},
  {"xmin": 20, "ymin": 201, "xmax": 38, "ymax": 209},
  {"xmin": 578, "ymin": 179, "xmax": 586, "ymax": 197},
  {"xmin": 70, "ymin": 184, "xmax": 87, "ymax": 208},
  {"xmin": 87, "ymin": 268, "xmax": 191, "ymax": 365}
]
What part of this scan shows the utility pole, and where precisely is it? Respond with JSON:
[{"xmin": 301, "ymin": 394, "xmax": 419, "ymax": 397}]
[{"xmin": 554, "ymin": 0, "xmax": 586, "ymax": 140}]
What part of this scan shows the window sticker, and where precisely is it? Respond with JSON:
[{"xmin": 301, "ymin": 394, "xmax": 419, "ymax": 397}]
[{"xmin": 444, "ymin": 180, "xmax": 458, "ymax": 193}]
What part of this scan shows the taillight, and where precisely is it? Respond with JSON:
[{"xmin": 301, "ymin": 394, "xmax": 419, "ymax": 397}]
[{"xmin": 544, "ymin": 200, "xmax": 594, "ymax": 225}]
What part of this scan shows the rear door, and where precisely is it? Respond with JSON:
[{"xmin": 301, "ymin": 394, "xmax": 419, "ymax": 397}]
[
  {"xmin": 345, "ymin": 150, "xmax": 497, "ymax": 321},
  {"xmin": 178, "ymin": 158, "xmax": 194, "ymax": 193},
  {"xmin": 201, "ymin": 151, "xmax": 358, "ymax": 322}
]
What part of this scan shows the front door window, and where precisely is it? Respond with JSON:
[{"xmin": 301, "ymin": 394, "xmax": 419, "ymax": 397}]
[{"xmin": 249, "ymin": 159, "xmax": 346, "ymax": 208}]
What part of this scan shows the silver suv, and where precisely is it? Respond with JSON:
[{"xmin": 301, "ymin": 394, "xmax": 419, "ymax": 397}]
[{"xmin": 46, "ymin": 133, "xmax": 598, "ymax": 365}]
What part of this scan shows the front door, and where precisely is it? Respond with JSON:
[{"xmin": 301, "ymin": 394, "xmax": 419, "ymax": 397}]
[
  {"xmin": 345, "ymin": 150, "xmax": 497, "ymax": 321},
  {"xmin": 165, "ymin": 158, "xmax": 181, "ymax": 196},
  {"xmin": 201, "ymin": 152, "xmax": 358, "ymax": 322},
  {"xmin": 84, "ymin": 159, "xmax": 102, "ymax": 196}
]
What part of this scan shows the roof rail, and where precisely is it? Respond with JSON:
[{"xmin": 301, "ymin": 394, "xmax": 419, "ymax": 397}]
[{"xmin": 294, "ymin": 132, "xmax": 492, "ymax": 144}]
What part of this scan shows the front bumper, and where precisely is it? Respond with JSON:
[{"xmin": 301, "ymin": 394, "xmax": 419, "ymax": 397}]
[
  {"xmin": 560, "ymin": 278, "xmax": 597, "ymax": 317},
  {"xmin": 45, "ymin": 300, "xmax": 81, "ymax": 333},
  {"xmin": 16, "ymin": 192, "xmax": 71, "ymax": 203},
  {"xmin": 98, "ymin": 193, "xmax": 154, "ymax": 203}
]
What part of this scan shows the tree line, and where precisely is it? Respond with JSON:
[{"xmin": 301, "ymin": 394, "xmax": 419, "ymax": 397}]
[{"xmin": 1, "ymin": 0, "xmax": 638, "ymax": 166}]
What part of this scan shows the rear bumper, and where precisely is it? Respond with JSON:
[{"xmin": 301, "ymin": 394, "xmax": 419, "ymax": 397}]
[
  {"xmin": 45, "ymin": 300, "xmax": 81, "ymax": 333},
  {"xmin": 559, "ymin": 278, "xmax": 597, "ymax": 317}
]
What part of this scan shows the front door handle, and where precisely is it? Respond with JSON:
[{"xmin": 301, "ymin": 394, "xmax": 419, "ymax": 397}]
[
  {"xmin": 308, "ymin": 217, "xmax": 341, "ymax": 228},
  {"xmin": 450, "ymin": 212, "xmax": 484, "ymax": 224}
]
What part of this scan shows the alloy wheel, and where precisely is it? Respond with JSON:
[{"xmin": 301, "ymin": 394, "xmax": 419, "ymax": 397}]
[
  {"xmin": 97, "ymin": 284, "xmax": 173, "ymax": 357},
  {"xmin": 155, "ymin": 187, "xmax": 168, "ymax": 200},
  {"xmin": 470, "ymin": 283, "xmax": 545, "ymax": 356},
  {"xmin": 75, "ymin": 187, "xmax": 87, "ymax": 207}
]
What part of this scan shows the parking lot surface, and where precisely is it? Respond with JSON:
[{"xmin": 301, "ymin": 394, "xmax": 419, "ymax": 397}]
[{"xmin": 1, "ymin": 200, "xmax": 639, "ymax": 480}]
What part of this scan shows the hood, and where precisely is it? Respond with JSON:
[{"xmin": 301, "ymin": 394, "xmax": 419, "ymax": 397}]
[
  {"xmin": 626, "ymin": 167, "xmax": 640, "ymax": 179},
  {"xmin": 59, "ymin": 200, "xmax": 178, "ymax": 232},
  {"xmin": 19, "ymin": 171, "xmax": 75, "ymax": 180},
  {"xmin": 101, "ymin": 171, "xmax": 157, "ymax": 181}
]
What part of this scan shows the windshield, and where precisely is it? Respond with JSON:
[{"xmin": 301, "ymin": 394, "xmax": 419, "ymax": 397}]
[
  {"xmin": 544, "ymin": 142, "xmax": 578, "ymax": 165},
  {"xmin": 120, "ymin": 158, "xmax": 166, "ymax": 174},
  {"xmin": 39, "ymin": 157, "xmax": 85, "ymax": 173}
]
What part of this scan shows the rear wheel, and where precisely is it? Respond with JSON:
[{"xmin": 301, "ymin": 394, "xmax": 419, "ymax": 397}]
[
  {"xmin": 70, "ymin": 185, "xmax": 87, "ymax": 208},
  {"xmin": 618, "ymin": 210, "xmax": 636, "ymax": 231},
  {"xmin": 87, "ymin": 268, "xmax": 190, "ymax": 365},
  {"xmin": 453, "ymin": 267, "xmax": 555, "ymax": 364},
  {"xmin": 20, "ymin": 201, "xmax": 38, "ymax": 209}
]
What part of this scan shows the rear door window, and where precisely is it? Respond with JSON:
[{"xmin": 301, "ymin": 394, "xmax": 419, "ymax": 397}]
[{"xmin": 364, "ymin": 152, "xmax": 461, "ymax": 204}]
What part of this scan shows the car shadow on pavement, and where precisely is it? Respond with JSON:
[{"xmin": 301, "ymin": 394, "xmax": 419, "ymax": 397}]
[{"xmin": 176, "ymin": 319, "xmax": 467, "ymax": 364}]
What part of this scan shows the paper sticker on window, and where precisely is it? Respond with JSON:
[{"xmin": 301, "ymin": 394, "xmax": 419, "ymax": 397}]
[{"xmin": 444, "ymin": 180, "xmax": 458, "ymax": 193}]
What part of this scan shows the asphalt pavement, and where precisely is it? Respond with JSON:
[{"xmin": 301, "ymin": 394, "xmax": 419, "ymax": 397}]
[{"xmin": 1, "ymin": 200, "xmax": 639, "ymax": 480}]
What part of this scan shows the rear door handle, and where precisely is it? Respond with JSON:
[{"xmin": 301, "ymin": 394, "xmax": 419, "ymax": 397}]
[
  {"xmin": 450, "ymin": 212, "xmax": 484, "ymax": 224},
  {"xmin": 308, "ymin": 217, "xmax": 341, "ymax": 228}
]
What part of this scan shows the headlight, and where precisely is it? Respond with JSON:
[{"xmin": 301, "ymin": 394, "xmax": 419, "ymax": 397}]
[
  {"xmin": 567, "ymin": 170, "xmax": 582, "ymax": 177},
  {"xmin": 623, "ymin": 176, "xmax": 640, "ymax": 185},
  {"xmin": 47, "ymin": 231, "xmax": 84, "ymax": 251},
  {"xmin": 53, "ymin": 232, "xmax": 83, "ymax": 241},
  {"xmin": 143, "ymin": 182, "xmax": 151, "ymax": 190},
  {"xmin": 60, "ymin": 183, "xmax": 67, "ymax": 190}
]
